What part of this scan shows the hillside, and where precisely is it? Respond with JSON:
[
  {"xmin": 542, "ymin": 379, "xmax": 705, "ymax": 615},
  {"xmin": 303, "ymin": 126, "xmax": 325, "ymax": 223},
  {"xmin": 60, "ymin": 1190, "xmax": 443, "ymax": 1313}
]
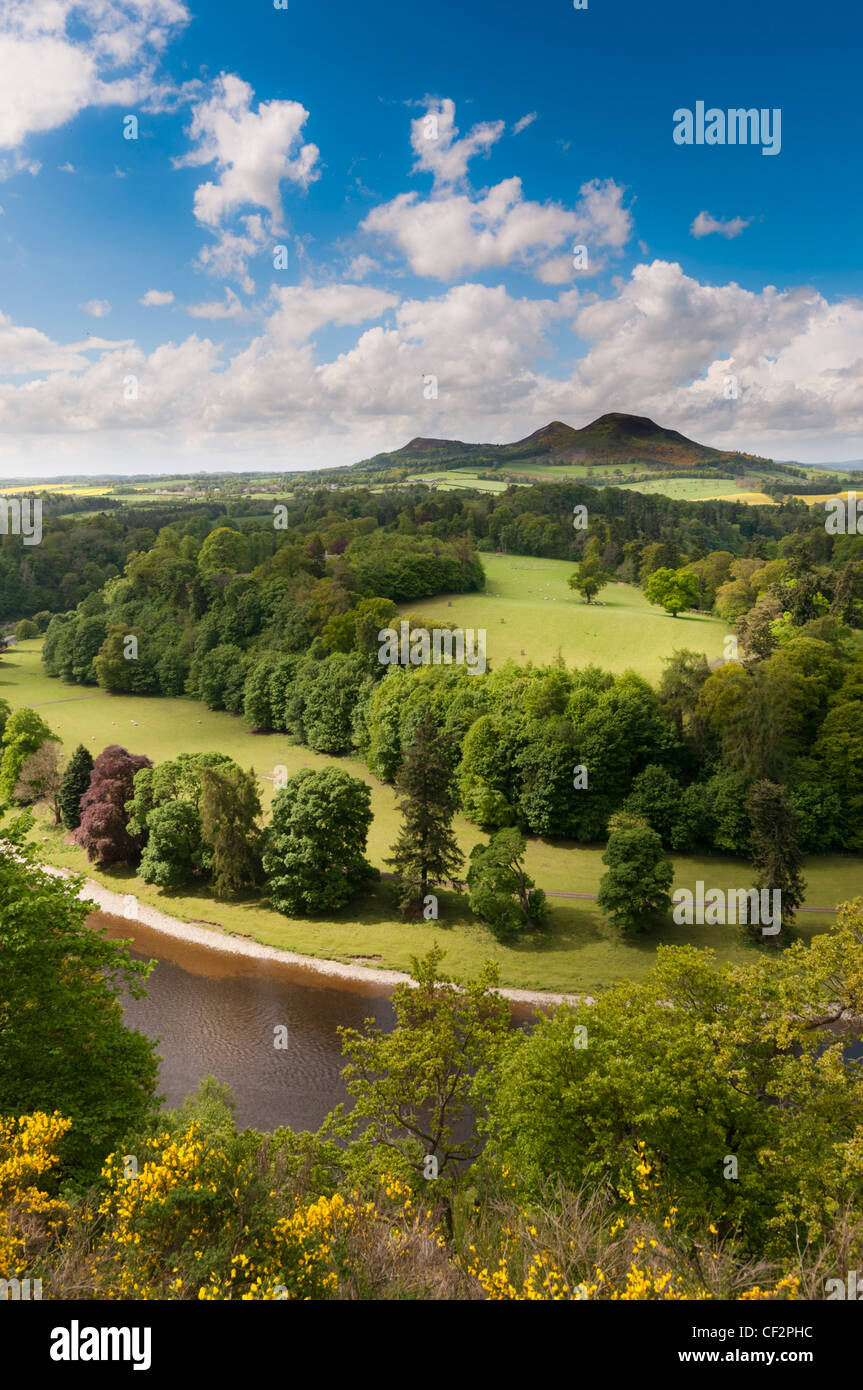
[{"xmin": 356, "ymin": 412, "xmax": 770, "ymax": 474}]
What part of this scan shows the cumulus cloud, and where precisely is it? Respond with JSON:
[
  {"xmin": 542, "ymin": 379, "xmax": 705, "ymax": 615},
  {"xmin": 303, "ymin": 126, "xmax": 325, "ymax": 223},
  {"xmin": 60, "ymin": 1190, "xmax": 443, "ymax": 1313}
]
[
  {"xmin": 193, "ymin": 214, "xmax": 269, "ymax": 294},
  {"xmin": 363, "ymin": 173, "xmax": 632, "ymax": 281},
  {"xmin": 410, "ymin": 99, "xmax": 504, "ymax": 187},
  {"xmin": 346, "ymin": 253, "xmax": 380, "ymax": 280},
  {"xmin": 690, "ymin": 210, "xmax": 751, "ymax": 239},
  {"xmin": 80, "ymin": 299, "xmax": 111, "ymax": 318},
  {"xmin": 175, "ymin": 74, "xmax": 320, "ymax": 229},
  {"xmin": 186, "ymin": 288, "xmax": 250, "ymax": 320},
  {"xmin": 139, "ymin": 289, "xmax": 175, "ymax": 307},
  {"xmin": 0, "ymin": 0, "xmax": 191, "ymax": 153},
  {"xmin": 0, "ymin": 310, "xmax": 127, "ymax": 374}
]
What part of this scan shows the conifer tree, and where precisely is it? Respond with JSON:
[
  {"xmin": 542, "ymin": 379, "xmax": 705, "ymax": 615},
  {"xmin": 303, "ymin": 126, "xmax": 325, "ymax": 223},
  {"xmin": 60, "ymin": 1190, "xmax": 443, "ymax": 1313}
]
[
  {"xmin": 59, "ymin": 743, "xmax": 94, "ymax": 830},
  {"xmin": 746, "ymin": 780, "xmax": 807, "ymax": 934},
  {"xmin": 387, "ymin": 710, "xmax": 464, "ymax": 913}
]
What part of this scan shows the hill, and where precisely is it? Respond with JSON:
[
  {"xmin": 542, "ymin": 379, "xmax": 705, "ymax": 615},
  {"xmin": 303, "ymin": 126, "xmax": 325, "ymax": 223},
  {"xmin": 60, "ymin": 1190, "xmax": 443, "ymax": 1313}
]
[{"xmin": 357, "ymin": 412, "xmax": 770, "ymax": 474}]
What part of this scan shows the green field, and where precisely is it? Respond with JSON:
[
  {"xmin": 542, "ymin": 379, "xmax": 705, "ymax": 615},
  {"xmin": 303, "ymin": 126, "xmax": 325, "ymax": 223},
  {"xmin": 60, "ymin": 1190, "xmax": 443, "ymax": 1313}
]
[
  {"xmin": 406, "ymin": 461, "xmax": 650, "ymax": 492},
  {"xmin": 614, "ymin": 478, "xmax": 751, "ymax": 500},
  {"xmin": 399, "ymin": 553, "xmax": 731, "ymax": 680},
  {"xmin": 3, "ymin": 638, "xmax": 860, "ymax": 994}
]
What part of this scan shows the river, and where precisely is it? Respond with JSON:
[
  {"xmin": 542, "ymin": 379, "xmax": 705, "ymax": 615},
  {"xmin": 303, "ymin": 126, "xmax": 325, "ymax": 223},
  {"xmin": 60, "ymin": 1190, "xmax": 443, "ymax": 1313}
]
[{"xmin": 93, "ymin": 910, "xmax": 540, "ymax": 1133}]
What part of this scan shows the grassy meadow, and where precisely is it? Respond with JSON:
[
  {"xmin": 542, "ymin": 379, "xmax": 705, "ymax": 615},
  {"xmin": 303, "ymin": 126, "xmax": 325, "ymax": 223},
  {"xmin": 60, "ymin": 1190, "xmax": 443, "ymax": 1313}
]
[{"xmin": 399, "ymin": 553, "xmax": 731, "ymax": 680}]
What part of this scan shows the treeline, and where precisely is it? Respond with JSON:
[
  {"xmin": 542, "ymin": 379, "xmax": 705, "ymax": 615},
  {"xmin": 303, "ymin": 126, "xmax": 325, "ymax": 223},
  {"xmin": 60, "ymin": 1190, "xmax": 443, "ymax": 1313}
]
[{"xmin": 6, "ymin": 468, "xmax": 840, "ymax": 629}]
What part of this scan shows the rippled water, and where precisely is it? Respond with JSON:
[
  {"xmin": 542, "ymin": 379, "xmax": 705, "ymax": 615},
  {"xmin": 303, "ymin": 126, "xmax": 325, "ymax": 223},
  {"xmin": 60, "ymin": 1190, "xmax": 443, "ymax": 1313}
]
[{"xmin": 93, "ymin": 911, "xmax": 538, "ymax": 1133}]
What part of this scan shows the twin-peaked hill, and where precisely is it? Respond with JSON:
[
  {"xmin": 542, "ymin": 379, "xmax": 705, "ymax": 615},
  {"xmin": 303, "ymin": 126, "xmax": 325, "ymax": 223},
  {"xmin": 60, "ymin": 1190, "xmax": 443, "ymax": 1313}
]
[{"xmin": 355, "ymin": 413, "xmax": 769, "ymax": 474}]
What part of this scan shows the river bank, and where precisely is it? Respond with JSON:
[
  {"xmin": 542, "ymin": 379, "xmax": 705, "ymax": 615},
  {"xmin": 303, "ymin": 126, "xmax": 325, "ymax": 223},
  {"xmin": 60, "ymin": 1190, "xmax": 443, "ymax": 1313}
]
[{"xmin": 44, "ymin": 865, "xmax": 585, "ymax": 1008}]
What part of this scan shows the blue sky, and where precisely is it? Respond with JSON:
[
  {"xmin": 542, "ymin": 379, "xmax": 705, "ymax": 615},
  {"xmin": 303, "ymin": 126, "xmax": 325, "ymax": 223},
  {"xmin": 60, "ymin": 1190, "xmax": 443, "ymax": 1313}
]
[{"xmin": 0, "ymin": 0, "xmax": 861, "ymax": 476}]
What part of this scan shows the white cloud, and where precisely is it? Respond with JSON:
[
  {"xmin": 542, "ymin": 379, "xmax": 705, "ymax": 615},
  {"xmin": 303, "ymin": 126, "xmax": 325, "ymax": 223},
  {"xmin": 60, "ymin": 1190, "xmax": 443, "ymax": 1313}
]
[
  {"xmin": 0, "ymin": 310, "xmax": 127, "ymax": 374},
  {"xmin": 691, "ymin": 210, "xmax": 751, "ymax": 240},
  {"xmin": 346, "ymin": 253, "xmax": 380, "ymax": 280},
  {"xmin": 410, "ymin": 99, "xmax": 504, "ymax": 187},
  {"xmin": 194, "ymin": 214, "xmax": 269, "ymax": 294},
  {"xmin": 264, "ymin": 283, "xmax": 399, "ymax": 345},
  {"xmin": 139, "ymin": 289, "xmax": 175, "ymax": 307},
  {"xmin": 512, "ymin": 112, "xmax": 537, "ymax": 136},
  {"xmin": 80, "ymin": 299, "xmax": 111, "ymax": 318},
  {"xmin": 186, "ymin": 288, "xmax": 249, "ymax": 320},
  {"xmin": 0, "ymin": 0, "xmax": 191, "ymax": 152},
  {"xmin": 58, "ymin": 161, "xmax": 75, "ymax": 173},
  {"xmin": 175, "ymin": 74, "xmax": 320, "ymax": 229},
  {"xmin": 363, "ymin": 175, "xmax": 632, "ymax": 281}
]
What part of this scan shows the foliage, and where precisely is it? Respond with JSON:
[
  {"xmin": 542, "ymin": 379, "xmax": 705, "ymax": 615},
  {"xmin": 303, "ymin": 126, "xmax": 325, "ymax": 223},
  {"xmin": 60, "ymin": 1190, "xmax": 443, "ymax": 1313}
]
[
  {"xmin": 74, "ymin": 744, "xmax": 153, "ymax": 866},
  {"xmin": 0, "ymin": 834, "xmax": 159, "ymax": 1179},
  {"xmin": 596, "ymin": 813, "xmax": 673, "ymax": 932},
  {"xmin": 262, "ymin": 767, "xmax": 377, "ymax": 915},
  {"xmin": 387, "ymin": 711, "xmax": 464, "ymax": 912},
  {"xmin": 467, "ymin": 829, "xmax": 548, "ymax": 940},
  {"xmin": 59, "ymin": 743, "xmax": 94, "ymax": 830},
  {"xmin": 0, "ymin": 708, "xmax": 58, "ymax": 804}
]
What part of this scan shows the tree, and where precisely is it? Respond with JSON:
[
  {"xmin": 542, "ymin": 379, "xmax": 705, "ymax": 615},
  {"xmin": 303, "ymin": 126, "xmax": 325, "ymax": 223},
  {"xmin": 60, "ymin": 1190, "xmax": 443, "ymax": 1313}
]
[
  {"xmin": 197, "ymin": 527, "xmax": 252, "ymax": 577},
  {"xmin": 0, "ymin": 830, "xmax": 159, "ymax": 1180},
  {"xmin": 199, "ymin": 762, "xmax": 262, "ymax": 897},
  {"xmin": 138, "ymin": 800, "xmax": 210, "ymax": 887},
  {"xmin": 75, "ymin": 745, "xmax": 153, "ymax": 866},
  {"xmin": 14, "ymin": 618, "xmax": 38, "ymax": 640},
  {"xmin": 568, "ymin": 556, "xmax": 609, "ymax": 604},
  {"xmin": 596, "ymin": 812, "xmax": 673, "ymax": 932},
  {"xmin": 194, "ymin": 643, "xmax": 251, "ymax": 713},
  {"xmin": 623, "ymin": 763, "xmax": 685, "ymax": 847},
  {"xmin": 338, "ymin": 946, "xmax": 511, "ymax": 1234},
  {"xmin": 387, "ymin": 710, "xmax": 464, "ymax": 913},
  {"xmin": 262, "ymin": 767, "xmax": 377, "ymax": 915},
  {"xmin": 746, "ymin": 780, "xmax": 807, "ymax": 935},
  {"xmin": 0, "ymin": 708, "xmax": 58, "ymax": 803},
  {"xmin": 59, "ymin": 743, "xmax": 94, "ymax": 830},
  {"xmin": 14, "ymin": 743, "xmax": 64, "ymax": 824},
  {"xmin": 127, "ymin": 752, "xmax": 244, "ymax": 890},
  {"xmin": 645, "ymin": 566, "xmax": 701, "ymax": 617},
  {"xmin": 485, "ymin": 917, "xmax": 863, "ymax": 1252},
  {"xmin": 658, "ymin": 649, "xmax": 710, "ymax": 741},
  {"xmin": 467, "ymin": 829, "xmax": 548, "ymax": 940},
  {"xmin": 93, "ymin": 625, "xmax": 158, "ymax": 693}
]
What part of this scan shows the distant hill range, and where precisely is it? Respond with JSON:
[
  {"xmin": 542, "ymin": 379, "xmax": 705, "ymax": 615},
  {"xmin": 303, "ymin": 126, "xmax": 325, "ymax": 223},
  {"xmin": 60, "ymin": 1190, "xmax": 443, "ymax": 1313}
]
[{"xmin": 356, "ymin": 412, "xmax": 773, "ymax": 474}]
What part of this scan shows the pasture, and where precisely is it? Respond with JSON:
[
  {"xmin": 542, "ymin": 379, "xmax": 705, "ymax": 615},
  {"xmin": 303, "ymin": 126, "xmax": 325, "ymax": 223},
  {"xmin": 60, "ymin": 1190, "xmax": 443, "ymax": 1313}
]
[{"xmin": 399, "ymin": 553, "xmax": 731, "ymax": 680}]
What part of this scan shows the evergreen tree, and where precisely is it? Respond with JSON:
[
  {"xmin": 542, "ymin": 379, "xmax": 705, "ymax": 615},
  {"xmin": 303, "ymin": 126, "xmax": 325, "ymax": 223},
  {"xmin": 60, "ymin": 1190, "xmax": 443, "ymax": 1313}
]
[
  {"xmin": 387, "ymin": 711, "xmax": 464, "ymax": 913},
  {"xmin": 746, "ymin": 780, "xmax": 807, "ymax": 935},
  {"xmin": 59, "ymin": 743, "xmax": 94, "ymax": 830}
]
